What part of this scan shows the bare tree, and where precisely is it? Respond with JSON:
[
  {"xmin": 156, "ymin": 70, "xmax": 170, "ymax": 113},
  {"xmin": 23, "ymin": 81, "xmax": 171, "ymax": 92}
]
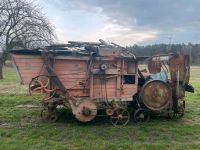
[{"xmin": 0, "ymin": 0, "xmax": 55, "ymax": 79}]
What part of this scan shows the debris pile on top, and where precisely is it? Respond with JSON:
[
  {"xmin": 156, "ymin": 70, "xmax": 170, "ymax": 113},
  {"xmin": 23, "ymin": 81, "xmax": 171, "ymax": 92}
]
[
  {"xmin": 11, "ymin": 39, "xmax": 136, "ymax": 59},
  {"xmin": 46, "ymin": 39, "xmax": 136, "ymax": 58}
]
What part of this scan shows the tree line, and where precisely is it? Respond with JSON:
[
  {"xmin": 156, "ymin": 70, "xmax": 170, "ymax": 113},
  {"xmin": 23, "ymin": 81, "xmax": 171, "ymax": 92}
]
[{"xmin": 127, "ymin": 43, "xmax": 200, "ymax": 65}]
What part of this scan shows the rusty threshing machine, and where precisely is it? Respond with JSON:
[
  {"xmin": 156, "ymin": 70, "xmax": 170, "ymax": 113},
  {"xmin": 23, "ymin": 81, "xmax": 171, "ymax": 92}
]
[{"xmin": 10, "ymin": 39, "xmax": 194, "ymax": 126}]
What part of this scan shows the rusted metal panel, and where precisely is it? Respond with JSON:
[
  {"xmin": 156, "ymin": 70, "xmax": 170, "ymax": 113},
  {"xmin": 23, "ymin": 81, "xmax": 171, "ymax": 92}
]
[
  {"xmin": 169, "ymin": 54, "xmax": 190, "ymax": 84},
  {"xmin": 140, "ymin": 80, "xmax": 172, "ymax": 111},
  {"xmin": 148, "ymin": 58, "xmax": 161, "ymax": 74}
]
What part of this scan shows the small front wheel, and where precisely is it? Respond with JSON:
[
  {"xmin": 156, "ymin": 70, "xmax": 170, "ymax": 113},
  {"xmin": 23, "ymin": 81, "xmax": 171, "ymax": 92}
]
[{"xmin": 134, "ymin": 108, "xmax": 150, "ymax": 123}]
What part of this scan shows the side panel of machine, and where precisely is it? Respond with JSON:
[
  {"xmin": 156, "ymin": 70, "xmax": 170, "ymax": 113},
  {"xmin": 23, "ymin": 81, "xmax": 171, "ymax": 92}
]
[
  {"xmin": 54, "ymin": 59, "xmax": 89, "ymax": 97},
  {"xmin": 91, "ymin": 59, "xmax": 138, "ymax": 100},
  {"xmin": 121, "ymin": 60, "xmax": 138, "ymax": 98},
  {"xmin": 12, "ymin": 55, "xmax": 44, "ymax": 84}
]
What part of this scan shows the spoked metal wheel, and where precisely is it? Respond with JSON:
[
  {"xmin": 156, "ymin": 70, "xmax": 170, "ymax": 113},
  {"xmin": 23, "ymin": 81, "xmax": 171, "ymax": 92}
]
[
  {"xmin": 168, "ymin": 102, "xmax": 185, "ymax": 119},
  {"xmin": 29, "ymin": 75, "xmax": 56, "ymax": 101},
  {"xmin": 110, "ymin": 108, "xmax": 130, "ymax": 126},
  {"xmin": 41, "ymin": 107, "xmax": 58, "ymax": 123},
  {"xmin": 134, "ymin": 108, "xmax": 150, "ymax": 123}
]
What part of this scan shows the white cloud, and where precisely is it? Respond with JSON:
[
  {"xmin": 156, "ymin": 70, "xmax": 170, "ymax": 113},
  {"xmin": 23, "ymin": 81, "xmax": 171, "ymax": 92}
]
[
  {"xmin": 97, "ymin": 23, "xmax": 158, "ymax": 46},
  {"xmin": 39, "ymin": 0, "xmax": 200, "ymax": 45},
  {"xmin": 55, "ymin": 22, "xmax": 158, "ymax": 46}
]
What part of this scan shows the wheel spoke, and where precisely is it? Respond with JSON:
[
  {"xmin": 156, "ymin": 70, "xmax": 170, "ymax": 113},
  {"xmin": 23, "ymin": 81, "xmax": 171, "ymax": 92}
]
[
  {"xmin": 32, "ymin": 86, "xmax": 42, "ymax": 92},
  {"xmin": 44, "ymin": 78, "xmax": 50, "ymax": 88},
  {"xmin": 110, "ymin": 108, "xmax": 130, "ymax": 126},
  {"xmin": 35, "ymin": 80, "xmax": 44, "ymax": 88},
  {"xmin": 29, "ymin": 75, "xmax": 56, "ymax": 101}
]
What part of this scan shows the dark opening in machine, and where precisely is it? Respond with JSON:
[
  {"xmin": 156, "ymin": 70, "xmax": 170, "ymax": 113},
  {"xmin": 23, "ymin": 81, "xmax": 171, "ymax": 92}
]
[{"xmin": 123, "ymin": 75, "xmax": 135, "ymax": 84}]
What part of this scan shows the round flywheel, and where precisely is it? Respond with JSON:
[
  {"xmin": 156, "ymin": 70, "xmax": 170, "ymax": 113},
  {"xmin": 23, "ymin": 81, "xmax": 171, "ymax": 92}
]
[
  {"xmin": 75, "ymin": 101, "xmax": 97, "ymax": 122},
  {"xmin": 29, "ymin": 75, "xmax": 56, "ymax": 101},
  {"xmin": 140, "ymin": 80, "xmax": 172, "ymax": 111}
]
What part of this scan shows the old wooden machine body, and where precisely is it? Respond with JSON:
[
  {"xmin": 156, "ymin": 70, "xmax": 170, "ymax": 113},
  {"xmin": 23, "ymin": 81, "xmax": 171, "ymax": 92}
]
[{"xmin": 10, "ymin": 39, "xmax": 194, "ymax": 125}]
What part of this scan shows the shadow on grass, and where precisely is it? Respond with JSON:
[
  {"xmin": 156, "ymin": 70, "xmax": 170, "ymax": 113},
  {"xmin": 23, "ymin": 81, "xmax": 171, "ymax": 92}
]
[{"xmin": 53, "ymin": 107, "xmax": 180, "ymax": 127}]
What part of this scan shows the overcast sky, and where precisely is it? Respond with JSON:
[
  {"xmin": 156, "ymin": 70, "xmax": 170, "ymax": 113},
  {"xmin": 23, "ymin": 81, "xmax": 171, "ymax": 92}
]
[{"xmin": 38, "ymin": 0, "xmax": 200, "ymax": 46}]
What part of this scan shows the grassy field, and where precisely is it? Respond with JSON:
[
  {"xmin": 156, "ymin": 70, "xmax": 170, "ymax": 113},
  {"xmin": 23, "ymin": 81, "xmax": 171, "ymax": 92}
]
[{"xmin": 0, "ymin": 67, "xmax": 200, "ymax": 150}]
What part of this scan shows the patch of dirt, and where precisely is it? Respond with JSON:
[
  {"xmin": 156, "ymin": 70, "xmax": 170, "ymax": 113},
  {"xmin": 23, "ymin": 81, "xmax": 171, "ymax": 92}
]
[
  {"xmin": 18, "ymin": 115, "xmax": 42, "ymax": 128},
  {"xmin": 0, "ymin": 84, "xmax": 28, "ymax": 95},
  {"xmin": 0, "ymin": 120, "xmax": 16, "ymax": 127},
  {"xmin": 16, "ymin": 104, "xmax": 41, "ymax": 108}
]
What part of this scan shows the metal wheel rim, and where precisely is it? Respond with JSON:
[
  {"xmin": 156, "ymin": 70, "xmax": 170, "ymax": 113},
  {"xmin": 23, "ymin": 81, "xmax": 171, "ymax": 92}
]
[
  {"xmin": 110, "ymin": 109, "xmax": 130, "ymax": 126},
  {"xmin": 29, "ymin": 75, "xmax": 56, "ymax": 101},
  {"xmin": 134, "ymin": 108, "xmax": 150, "ymax": 123}
]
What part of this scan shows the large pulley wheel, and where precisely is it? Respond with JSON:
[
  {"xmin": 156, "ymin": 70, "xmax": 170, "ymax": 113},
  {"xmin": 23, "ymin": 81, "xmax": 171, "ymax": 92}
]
[
  {"xmin": 110, "ymin": 108, "xmax": 130, "ymax": 126},
  {"xmin": 134, "ymin": 108, "xmax": 150, "ymax": 123},
  {"xmin": 140, "ymin": 80, "xmax": 172, "ymax": 111},
  {"xmin": 75, "ymin": 101, "xmax": 97, "ymax": 122},
  {"xmin": 29, "ymin": 75, "xmax": 56, "ymax": 101}
]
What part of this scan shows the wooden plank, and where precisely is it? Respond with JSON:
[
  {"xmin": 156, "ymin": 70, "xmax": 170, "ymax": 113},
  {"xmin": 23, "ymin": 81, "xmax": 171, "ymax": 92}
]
[
  {"xmin": 90, "ymin": 74, "xmax": 93, "ymax": 98},
  {"xmin": 55, "ymin": 56, "xmax": 116, "ymax": 61},
  {"xmin": 121, "ymin": 84, "xmax": 137, "ymax": 97},
  {"xmin": 93, "ymin": 76, "xmax": 117, "ymax": 98},
  {"xmin": 92, "ymin": 61, "xmax": 117, "ymax": 69},
  {"xmin": 116, "ymin": 60, "xmax": 121, "ymax": 98},
  {"xmin": 58, "ymin": 78, "xmax": 89, "ymax": 89},
  {"xmin": 14, "ymin": 55, "xmax": 42, "ymax": 59},
  {"xmin": 91, "ymin": 69, "xmax": 120, "ymax": 74},
  {"xmin": 15, "ymin": 59, "xmax": 44, "ymax": 63},
  {"xmin": 68, "ymin": 89, "xmax": 89, "ymax": 97},
  {"xmin": 57, "ymin": 74, "xmax": 87, "ymax": 79}
]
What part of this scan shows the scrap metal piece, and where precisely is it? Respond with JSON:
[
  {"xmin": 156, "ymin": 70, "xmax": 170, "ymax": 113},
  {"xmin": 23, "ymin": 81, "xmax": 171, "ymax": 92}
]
[
  {"xmin": 148, "ymin": 58, "xmax": 162, "ymax": 74},
  {"xmin": 169, "ymin": 54, "xmax": 190, "ymax": 84},
  {"xmin": 140, "ymin": 80, "xmax": 172, "ymax": 111},
  {"xmin": 148, "ymin": 54, "xmax": 173, "ymax": 74},
  {"xmin": 68, "ymin": 41, "xmax": 101, "ymax": 46}
]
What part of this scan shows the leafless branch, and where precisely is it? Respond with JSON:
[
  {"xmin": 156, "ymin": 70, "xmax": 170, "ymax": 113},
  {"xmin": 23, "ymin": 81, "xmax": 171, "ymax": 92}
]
[{"xmin": 0, "ymin": 0, "xmax": 55, "ymax": 51}]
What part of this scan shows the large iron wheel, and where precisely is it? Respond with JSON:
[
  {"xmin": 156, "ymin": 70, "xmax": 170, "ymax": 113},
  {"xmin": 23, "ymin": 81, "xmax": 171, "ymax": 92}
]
[
  {"xmin": 110, "ymin": 108, "xmax": 130, "ymax": 126},
  {"xmin": 134, "ymin": 108, "xmax": 150, "ymax": 123},
  {"xmin": 29, "ymin": 75, "xmax": 56, "ymax": 101},
  {"xmin": 168, "ymin": 102, "xmax": 185, "ymax": 119},
  {"xmin": 41, "ymin": 107, "xmax": 58, "ymax": 123}
]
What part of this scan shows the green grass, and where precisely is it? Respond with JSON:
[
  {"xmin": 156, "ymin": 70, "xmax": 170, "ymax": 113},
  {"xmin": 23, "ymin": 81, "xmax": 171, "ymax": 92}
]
[{"xmin": 0, "ymin": 66, "xmax": 200, "ymax": 150}]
